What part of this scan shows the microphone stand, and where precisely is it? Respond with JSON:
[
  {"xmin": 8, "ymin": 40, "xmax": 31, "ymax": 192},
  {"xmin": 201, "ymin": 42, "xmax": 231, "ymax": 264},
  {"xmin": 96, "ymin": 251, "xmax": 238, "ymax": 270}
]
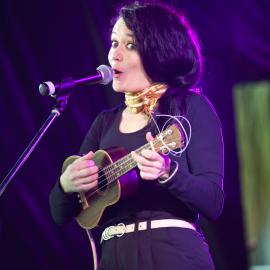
[{"xmin": 0, "ymin": 94, "xmax": 69, "ymax": 197}]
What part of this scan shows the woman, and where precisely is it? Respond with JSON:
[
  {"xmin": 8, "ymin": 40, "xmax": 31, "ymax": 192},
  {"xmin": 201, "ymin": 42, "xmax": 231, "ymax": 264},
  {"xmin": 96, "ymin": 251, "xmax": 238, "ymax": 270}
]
[{"xmin": 50, "ymin": 2, "xmax": 224, "ymax": 269}]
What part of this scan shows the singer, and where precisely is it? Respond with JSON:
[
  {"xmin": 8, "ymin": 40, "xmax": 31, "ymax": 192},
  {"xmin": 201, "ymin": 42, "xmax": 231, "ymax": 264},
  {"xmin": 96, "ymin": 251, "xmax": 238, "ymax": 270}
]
[{"xmin": 50, "ymin": 2, "xmax": 224, "ymax": 270}]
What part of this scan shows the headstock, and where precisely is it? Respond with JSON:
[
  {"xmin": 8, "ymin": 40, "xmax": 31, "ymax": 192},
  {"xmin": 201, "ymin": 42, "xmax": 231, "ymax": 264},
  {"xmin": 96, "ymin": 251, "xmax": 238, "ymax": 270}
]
[{"xmin": 153, "ymin": 124, "xmax": 184, "ymax": 154}]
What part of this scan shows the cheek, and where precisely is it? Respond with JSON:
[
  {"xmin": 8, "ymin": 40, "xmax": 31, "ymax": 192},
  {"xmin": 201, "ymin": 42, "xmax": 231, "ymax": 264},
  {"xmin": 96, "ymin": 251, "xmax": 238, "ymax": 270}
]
[
  {"xmin": 108, "ymin": 49, "xmax": 113, "ymax": 65},
  {"xmin": 132, "ymin": 57, "xmax": 148, "ymax": 78}
]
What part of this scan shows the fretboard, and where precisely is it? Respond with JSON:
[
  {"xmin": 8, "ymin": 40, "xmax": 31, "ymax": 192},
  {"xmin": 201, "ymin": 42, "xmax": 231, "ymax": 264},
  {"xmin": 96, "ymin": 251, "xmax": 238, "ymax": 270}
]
[{"xmin": 102, "ymin": 142, "xmax": 152, "ymax": 183}]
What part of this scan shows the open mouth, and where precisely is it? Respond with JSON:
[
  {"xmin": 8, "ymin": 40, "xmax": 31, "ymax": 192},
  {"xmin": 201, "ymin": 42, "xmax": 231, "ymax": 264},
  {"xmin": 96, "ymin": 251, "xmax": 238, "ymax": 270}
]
[
  {"xmin": 113, "ymin": 69, "xmax": 122, "ymax": 74},
  {"xmin": 113, "ymin": 69, "xmax": 123, "ymax": 78}
]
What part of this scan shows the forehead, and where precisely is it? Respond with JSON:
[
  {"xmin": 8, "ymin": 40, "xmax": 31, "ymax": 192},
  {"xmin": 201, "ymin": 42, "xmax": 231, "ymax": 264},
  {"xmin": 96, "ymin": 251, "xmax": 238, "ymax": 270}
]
[{"xmin": 111, "ymin": 18, "xmax": 133, "ymax": 37}]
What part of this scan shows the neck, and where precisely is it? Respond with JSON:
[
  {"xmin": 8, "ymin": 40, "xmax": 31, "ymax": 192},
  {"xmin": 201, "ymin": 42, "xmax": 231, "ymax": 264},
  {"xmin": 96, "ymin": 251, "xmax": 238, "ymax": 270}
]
[{"xmin": 125, "ymin": 83, "xmax": 168, "ymax": 115}]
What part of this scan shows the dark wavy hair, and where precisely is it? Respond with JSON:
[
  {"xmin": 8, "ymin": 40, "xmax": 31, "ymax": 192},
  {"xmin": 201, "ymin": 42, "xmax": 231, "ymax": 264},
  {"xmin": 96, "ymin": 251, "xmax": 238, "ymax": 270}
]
[{"xmin": 112, "ymin": 1, "xmax": 203, "ymax": 115}]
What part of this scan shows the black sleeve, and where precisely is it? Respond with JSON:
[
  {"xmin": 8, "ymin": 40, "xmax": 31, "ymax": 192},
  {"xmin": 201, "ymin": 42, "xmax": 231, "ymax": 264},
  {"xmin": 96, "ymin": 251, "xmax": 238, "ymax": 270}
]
[
  {"xmin": 49, "ymin": 112, "xmax": 105, "ymax": 225},
  {"xmin": 158, "ymin": 94, "xmax": 225, "ymax": 220},
  {"xmin": 49, "ymin": 181, "xmax": 81, "ymax": 225}
]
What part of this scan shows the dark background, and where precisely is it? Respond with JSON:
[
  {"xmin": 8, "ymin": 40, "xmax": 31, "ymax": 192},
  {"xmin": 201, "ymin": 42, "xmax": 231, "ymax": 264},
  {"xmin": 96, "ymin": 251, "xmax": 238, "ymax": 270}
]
[{"xmin": 0, "ymin": 0, "xmax": 269, "ymax": 269}]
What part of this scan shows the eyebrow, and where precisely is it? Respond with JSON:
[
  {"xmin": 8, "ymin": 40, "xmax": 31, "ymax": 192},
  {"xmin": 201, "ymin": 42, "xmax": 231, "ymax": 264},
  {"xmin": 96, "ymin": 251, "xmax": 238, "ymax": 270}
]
[{"xmin": 111, "ymin": 31, "xmax": 134, "ymax": 37}]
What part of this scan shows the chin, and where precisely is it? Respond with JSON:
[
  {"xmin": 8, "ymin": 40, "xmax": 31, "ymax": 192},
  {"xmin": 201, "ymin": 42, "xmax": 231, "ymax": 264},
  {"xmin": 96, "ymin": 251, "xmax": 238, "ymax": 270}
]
[
  {"xmin": 112, "ymin": 83, "xmax": 124, "ymax": 93},
  {"xmin": 112, "ymin": 81, "xmax": 144, "ymax": 93}
]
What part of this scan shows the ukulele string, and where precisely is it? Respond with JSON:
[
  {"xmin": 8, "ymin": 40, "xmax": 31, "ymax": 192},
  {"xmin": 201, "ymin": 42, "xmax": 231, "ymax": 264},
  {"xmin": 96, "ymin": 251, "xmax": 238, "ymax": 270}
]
[
  {"xmin": 96, "ymin": 142, "xmax": 150, "ymax": 181},
  {"xmin": 85, "ymin": 140, "xmax": 160, "ymax": 199},
  {"xmin": 88, "ymin": 115, "xmax": 184, "ymax": 182},
  {"xmin": 91, "ymin": 129, "xmax": 167, "ymax": 187},
  {"xmin": 93, "ymin": 132, "xmax": 180, "ymax": 191},
  {"xmin": 150, "ymin": 114, "xmax": 191, "ymax": 157},
  {"xmin": 84, "ymin": 131, "xmax": 181, "ymax": 200}
]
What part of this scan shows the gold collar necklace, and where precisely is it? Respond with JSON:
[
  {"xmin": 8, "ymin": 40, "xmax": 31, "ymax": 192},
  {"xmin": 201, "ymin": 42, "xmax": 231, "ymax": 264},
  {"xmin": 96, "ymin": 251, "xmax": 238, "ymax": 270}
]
[{"xmin": 125, "ymin": 83, "xmax": 168, "ymax": 115}]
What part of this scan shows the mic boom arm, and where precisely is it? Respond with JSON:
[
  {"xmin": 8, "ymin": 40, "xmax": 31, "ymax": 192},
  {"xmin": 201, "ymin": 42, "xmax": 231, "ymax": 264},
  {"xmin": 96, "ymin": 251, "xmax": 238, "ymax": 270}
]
[{"xmin": 39, "ymin": 64, "xmax": 113, "ymax": 97}]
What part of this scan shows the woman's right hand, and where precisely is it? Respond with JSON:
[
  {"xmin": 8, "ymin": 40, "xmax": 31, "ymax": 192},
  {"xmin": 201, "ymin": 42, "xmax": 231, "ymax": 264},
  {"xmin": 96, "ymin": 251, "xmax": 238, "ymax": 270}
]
[{"xmin": 60, "ymin": 151, "xmax": 99, "ymax": 193}]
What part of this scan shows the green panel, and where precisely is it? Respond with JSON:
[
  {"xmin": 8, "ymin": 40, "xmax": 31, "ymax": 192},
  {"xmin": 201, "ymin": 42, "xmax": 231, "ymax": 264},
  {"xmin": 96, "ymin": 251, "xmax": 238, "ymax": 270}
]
[{"xmin": 234, "ymin": 81, "xmax": 270, "ymax": 265}]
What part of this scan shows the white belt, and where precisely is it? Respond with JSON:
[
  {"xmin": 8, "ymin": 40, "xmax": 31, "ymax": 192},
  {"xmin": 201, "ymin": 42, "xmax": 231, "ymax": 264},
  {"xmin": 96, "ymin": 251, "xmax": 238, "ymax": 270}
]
[{"xmin": 101, "ymin": 219, "xmax": 196, "ymax": 243}]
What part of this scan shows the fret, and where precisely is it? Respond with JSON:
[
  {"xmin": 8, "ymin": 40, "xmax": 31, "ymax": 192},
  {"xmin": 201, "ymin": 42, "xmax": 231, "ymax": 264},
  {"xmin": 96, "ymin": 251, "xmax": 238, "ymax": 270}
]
[
  {"xmin": 101, "ymin": 142, "xmax": 154, "ymax": 183},
  {"xmin": 83, "ymin": 124, "xmax": 182, "ymax": 208},
  {"xmin": 100, "ymin": 124, "xmax": 181, "ymax": 185}
]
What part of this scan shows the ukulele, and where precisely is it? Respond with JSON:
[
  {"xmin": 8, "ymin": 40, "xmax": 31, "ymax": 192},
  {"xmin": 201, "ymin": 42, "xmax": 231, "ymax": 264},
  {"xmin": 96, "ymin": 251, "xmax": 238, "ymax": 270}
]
[{"xmin": 61, "ymin": 124, "xmax": 183, "ymax": 229}]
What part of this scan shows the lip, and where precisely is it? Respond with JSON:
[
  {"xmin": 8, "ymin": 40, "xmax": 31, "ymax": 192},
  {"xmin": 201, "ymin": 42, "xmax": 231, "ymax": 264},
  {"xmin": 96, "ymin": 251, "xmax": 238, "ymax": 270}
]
[{"xmin": 112, "ymin": 68, "xmax": 124, "ymax": 78}]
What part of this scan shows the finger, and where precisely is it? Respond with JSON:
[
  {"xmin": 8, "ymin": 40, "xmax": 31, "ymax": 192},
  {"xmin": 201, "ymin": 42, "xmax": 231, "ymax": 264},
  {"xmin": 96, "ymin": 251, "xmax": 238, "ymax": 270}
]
[
  {"xmin": 81, "ymin": 151, "xmax": 94, "ymax": 160},
  {"xmin": 72, "ymin": 159, "xmax": 96, "ymax": 171},
  {"xmin": 146, "ymin": 132, "xmax": 154, "ymax": 142},
  {"xmin": 140, "ymin": 149, "xmax": 162, "ymax": 161},
  {"xmin": 73, "ymin": 166, "xmax": 99, "ymax": 179},
  {"xmin": 77, "ymin": 180, "xmax": 99, "ymax": 192},
  {"xmin": 146, "ymin": 132, "xmax": 156, "ymax": 152},
  {"xmin": 75, "ymin": 173, "xmax": 99, "ymax": 185},
  {"xmin": 132, "ymin": 151, "xmax": 153, "ymax": 167},
  {"xmin": 140, "ymin": 171, "xmax": 158, "ymax": 180},
  {"xmin": 137, "ymin": 163, "xmax": 161, "ymax": 174},
  {"xmin": 132, "ymin": 153, "xmax": 162, "ymax": 169},
  {"xmin": 73, "ymin": 152, "xmax": 94, "ymax": 166}
]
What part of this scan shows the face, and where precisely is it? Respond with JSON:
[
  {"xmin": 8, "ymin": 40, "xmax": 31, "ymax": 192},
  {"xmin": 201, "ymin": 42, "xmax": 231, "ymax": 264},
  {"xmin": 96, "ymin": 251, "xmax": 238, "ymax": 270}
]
[{"xmin": 108, "ymin": 18, "xmax": 152, "ymax": 93}]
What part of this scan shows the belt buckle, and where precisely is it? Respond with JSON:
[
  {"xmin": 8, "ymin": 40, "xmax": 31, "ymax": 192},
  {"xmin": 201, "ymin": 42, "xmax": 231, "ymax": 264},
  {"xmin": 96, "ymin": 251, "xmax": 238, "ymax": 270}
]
[
  {"xmin": 101, "ymin": 225, "xmax": 114, "ymax": 242},
  {"xmin": 115, "ymin": 223, "xmax": 126, "ymax": 237},
  {"xmin": 101, "ymin": 223, "xmax": 126, "ymax": 243}
]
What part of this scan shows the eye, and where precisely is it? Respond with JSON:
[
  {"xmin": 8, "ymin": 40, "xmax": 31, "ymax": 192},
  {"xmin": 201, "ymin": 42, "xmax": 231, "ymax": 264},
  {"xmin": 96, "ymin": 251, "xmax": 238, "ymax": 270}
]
[
  {"xmin": 127, "ymin": 42, "xmax": 136, "ymax": 50},
  {"xmin": 111, "ymin": 40, "xmax": 118, "ymax": 48}
]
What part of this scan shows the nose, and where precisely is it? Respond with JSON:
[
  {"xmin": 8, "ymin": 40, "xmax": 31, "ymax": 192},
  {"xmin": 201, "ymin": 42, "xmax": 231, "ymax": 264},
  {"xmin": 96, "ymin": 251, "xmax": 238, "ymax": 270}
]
[{"xmin": 109, "ymin": 46, "xmax": 123, "ymax": 63}]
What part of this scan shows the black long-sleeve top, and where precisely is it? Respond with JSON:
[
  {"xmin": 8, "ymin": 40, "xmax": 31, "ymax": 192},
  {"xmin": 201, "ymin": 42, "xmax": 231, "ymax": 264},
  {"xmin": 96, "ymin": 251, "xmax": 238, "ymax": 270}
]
[{"xmin": 49, "ymin": 92, "xmax": 224, "ymax": 227}]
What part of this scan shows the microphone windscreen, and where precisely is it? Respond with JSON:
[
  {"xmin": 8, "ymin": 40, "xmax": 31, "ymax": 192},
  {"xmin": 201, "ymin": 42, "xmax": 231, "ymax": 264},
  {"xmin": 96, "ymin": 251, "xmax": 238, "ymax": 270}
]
[
  {"xmin": 39, "ymin": 81, "xmax": 55, "ymax": 96},
  {"xmin": 97, "ymin": 65, "xmax": 113, "ymax": 85}
]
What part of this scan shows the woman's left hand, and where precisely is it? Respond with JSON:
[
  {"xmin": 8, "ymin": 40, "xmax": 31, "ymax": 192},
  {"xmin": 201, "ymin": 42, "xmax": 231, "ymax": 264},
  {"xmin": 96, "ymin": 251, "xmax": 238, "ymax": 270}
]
[{"xmin": 131, "ymin": 132, "xmax": 171, "ymax": 180}]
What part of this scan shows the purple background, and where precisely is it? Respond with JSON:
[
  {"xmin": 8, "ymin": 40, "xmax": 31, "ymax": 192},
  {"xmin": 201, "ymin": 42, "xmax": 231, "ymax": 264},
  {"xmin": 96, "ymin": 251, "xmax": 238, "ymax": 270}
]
[{"xmin": 0, "ymin": 0, "xmax": 269, "ymax": 269}]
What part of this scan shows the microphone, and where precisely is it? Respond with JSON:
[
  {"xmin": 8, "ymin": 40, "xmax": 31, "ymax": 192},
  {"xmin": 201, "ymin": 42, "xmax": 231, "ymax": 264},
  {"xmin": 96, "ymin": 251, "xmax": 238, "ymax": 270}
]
[{"xmin": 39, "ymin": 65, "xmax": 113, "ymax": 97}]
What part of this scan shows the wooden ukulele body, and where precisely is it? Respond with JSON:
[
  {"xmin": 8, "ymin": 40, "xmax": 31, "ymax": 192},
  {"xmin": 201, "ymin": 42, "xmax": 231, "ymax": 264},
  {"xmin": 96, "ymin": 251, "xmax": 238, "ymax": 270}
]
[{"xmin": 62, "ymin": 148, "xmax": 138, "ymax": 229}]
